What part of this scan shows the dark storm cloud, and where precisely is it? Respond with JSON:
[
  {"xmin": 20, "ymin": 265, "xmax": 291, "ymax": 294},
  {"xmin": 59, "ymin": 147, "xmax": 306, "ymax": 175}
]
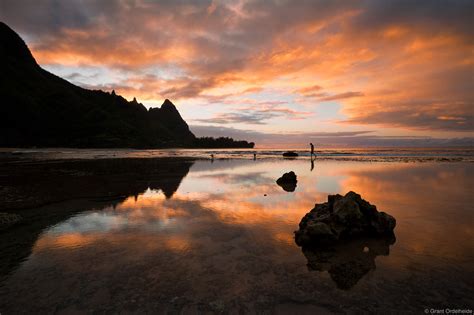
[
  {"xmin": 354, "ymin": 0, "xmax": 474, "ymax": 39},
  {"xmin": 195, "ymin": 111, "xmax": 288, "ymax": 125},
  {"xmin": 194, "ymin": 105, "xmax": 310, "ymax": 125}
]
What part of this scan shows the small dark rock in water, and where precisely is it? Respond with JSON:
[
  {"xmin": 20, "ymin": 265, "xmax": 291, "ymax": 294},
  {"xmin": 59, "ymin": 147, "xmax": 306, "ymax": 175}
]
[
  {"xmin": 282, "ymin": 151, "xmax": 298, "ymax": 157},
  {"xmin": 295, "ymin": 191, "xmax": 396, "ymax": 246},
  {"xmin": 276, "ymin": 171, "xmax": 297, "ymax": 192},
  {"xmin": 0, "ymin": 212, "xmax": 22, "ymax": 230}
]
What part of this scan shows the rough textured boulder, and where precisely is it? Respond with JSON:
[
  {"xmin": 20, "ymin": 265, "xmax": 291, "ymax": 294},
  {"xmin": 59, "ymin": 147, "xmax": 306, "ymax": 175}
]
[
  {"xmin": 0, "ymin": 212, "xmax": 22, "ymax": 230},
  {"xmin": 282, "ymin": 151, "xmax": 298, "ymax": 157},
  {"xmin": 295, "ymin": 191, "xmax": 396, "ymax": 246},
  {"xmin": 276, "ymin": 171, "xmax": 297, "ymax": 192}
]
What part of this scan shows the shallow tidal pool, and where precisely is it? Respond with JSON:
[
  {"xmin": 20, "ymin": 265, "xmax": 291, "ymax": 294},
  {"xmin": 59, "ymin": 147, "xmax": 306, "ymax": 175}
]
[{"xmin": 1, "ymin": 159, "xmax": 473, "ymax": 313}]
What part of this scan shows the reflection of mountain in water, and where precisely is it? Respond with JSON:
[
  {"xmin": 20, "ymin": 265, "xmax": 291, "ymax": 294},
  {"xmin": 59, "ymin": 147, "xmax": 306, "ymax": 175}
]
[
  {"xmin": 0, "ymin": 158, "xmax": 194, "ymax": 280},
  {"xmin": 300, "ymin": 235, "xmax": 395, "ymax": 290}
]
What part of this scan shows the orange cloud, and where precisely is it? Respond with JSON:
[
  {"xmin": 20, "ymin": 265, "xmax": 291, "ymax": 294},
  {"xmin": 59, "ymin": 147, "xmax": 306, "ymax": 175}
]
[{"xmin": 1, "ymin": 0, "xmax": 472, "ymax": 133}]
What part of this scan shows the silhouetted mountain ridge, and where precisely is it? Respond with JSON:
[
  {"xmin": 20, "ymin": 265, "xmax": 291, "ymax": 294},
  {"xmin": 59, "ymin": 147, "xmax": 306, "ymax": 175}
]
[{"xmin": 0, "ymin": 22, "xmax": 254, "ymax": 148}]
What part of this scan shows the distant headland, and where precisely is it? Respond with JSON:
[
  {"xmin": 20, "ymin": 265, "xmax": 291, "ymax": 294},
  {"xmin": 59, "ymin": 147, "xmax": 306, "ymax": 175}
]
[{"xmin": 0, "ymin": 22, "xmax": 254, "ymax": 149}]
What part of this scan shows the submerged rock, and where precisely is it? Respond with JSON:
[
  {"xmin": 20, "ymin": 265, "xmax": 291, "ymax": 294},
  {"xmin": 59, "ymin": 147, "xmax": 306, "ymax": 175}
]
[
  {"xmin": 0, "ymin": 212, "xmax": 22, "ymax": 230},
  {"xmin": 295, "ymin": 191, "xmax": 396, "ymax": 247},
  {"xmin": 282, "ymin": 151, "xmax": 298, "ymax": 157},
  {"xmin": 276, "ymin": 171, "xmax": 297, "ymax": 192}
]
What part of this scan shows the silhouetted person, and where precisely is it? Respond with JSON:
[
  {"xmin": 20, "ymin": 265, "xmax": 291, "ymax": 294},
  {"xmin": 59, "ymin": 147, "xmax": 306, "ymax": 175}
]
[
  {"xmin": 253, "ymin": 153, "xmax": 256, "ymax": 160},
  {"xmin": 310, "ymin": 143, "xmax": 315, "ymax": 156}
]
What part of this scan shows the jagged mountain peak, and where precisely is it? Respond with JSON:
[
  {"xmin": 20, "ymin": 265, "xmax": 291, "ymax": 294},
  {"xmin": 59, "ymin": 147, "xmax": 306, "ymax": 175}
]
[{"xmin": 161, "ymin": 99, "xmax": 178, "ymax": 111}]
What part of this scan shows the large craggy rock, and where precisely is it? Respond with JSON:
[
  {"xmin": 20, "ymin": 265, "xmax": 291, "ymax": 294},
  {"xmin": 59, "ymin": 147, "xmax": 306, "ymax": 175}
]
[{"xmin": 295, "ymin": 191, "xmax": 396, "ymax": 247}]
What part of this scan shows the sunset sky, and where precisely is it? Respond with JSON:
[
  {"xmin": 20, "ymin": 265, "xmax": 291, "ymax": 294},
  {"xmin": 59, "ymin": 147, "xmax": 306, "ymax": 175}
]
[{"xmin": 1, "ymin": 0, "xmax": 473, "ymax": 147}]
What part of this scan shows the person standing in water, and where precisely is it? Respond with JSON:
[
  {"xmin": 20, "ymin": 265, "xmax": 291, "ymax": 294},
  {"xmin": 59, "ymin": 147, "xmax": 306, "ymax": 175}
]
[{"xmin": 310, "ymin": 143, "xmax": 315, "ymax": 156}]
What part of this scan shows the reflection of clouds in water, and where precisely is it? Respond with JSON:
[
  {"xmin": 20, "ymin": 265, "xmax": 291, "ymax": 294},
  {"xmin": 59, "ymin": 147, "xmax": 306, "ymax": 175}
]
[
  {"xmin": 47, "ymin": 204, "xmax": 174, "ymax": 236},
  {"xmin": 189, "ymin": 159, "xmax": 259, "ymax": 173},
  {"xmin": 48, "ymin": 210, "xmax": 129, "ymax": 234},
  {"xmin": 5, "ymin": 160, "xmax": 473, "ymax": 313},
  {"xmin": 340, "ymin": 163, "xmax": 474, "ymax": 208},
  {"xmin": 315, "ymin": 174, "xmax": 346, "ymax": 193},
  {"xmin": 47, "ymin": 160, "xmax": 473, "ymax": 261},
  {"xmin": 37, "ymin": 174, "xmax": 320, "ymax": 259},
  {"xmin": 199, "ymin": 171, "xmax": 273, "ymax": 185},
  {"xmin": 37, "ymin": 194, "xmax": 283, "ymax": 259},
  {"xmin": 41, "ymin": 161, "xmax": 474, "ymax": 261},
  {"xmin": 338, "ymin": 162, "xmax": 474, "ymax": 261}
]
